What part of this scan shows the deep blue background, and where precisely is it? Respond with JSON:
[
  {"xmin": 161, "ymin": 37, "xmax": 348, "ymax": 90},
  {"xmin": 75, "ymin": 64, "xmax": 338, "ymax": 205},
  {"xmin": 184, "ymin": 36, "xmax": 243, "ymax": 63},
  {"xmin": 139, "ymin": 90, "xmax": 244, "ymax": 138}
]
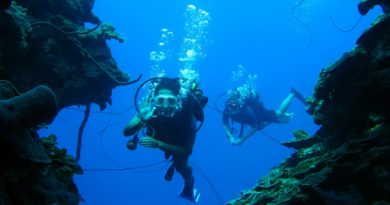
[{"xmin": 39, "ymin": 0, "xmax": 382, "ymax": 204}]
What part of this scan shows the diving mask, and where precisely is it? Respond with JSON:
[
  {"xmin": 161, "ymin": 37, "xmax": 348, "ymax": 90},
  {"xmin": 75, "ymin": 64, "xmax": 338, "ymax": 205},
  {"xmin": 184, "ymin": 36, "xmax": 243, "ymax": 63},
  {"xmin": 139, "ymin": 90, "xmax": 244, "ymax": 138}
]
[
  {"xmin": 227, "ymin": 100, "xmax": 242, "ymax": 114},
  {"xmin": 153, "ymin": 94, "xmax": 182, "ymax": 117}
]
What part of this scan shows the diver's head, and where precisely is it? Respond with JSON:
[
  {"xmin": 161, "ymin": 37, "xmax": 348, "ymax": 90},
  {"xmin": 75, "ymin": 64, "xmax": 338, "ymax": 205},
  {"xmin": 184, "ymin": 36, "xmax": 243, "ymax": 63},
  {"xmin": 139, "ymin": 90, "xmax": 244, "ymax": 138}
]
[
  {"xmin": 152, "ymin": 78, "xmax": 182, "ymax": 118},
  {"xmin": 226, "ymin": 90, "xmax": 242, "ymax": 115}
]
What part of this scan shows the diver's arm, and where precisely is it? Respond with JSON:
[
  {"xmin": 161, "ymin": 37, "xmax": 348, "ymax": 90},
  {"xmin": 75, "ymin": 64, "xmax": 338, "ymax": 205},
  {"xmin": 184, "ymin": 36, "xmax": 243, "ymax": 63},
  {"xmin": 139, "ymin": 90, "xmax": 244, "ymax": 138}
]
[
  {"xmin": 224, "ymin": 124, "xmax": 234, "ymax": 141},
  {"xmin": 123, "ymin": 116, "xmax": 143, "ymax": 136},
  {"xmin": 235, "ymin": 126, "xmax": 257, "ymax": 145},
  {"xmin": 124, "ymin": 106, "xmax": 155, "ymax": 136},
  {"xmin": 139, "ymin": 136, "xmax": 187, "ymax": 155},
  {"xmin": 158, "ymin": 141, "xmax": 187, "ymax": 156},
  {"xmin": 223, "ymin": 113, "xmax": 235, "ymax": 142}
]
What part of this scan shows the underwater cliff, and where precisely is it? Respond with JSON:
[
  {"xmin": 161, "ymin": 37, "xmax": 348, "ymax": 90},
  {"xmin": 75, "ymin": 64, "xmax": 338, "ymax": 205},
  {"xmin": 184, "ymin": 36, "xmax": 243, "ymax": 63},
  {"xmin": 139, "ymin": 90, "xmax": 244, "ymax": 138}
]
[
  {"xmin": 0, "ymin": 0, "xmax": 131, "ymax": 110},
  {"xmin": 228, "ymin": 8, "xmax": 390, "ymax": 205},
  {"xmin": 0, "ymin": 0, "xmax": 133, "ymax": 204},
  {"xmin": 1, "ymin": 0, "xmax": 390, "ymax": 204}
]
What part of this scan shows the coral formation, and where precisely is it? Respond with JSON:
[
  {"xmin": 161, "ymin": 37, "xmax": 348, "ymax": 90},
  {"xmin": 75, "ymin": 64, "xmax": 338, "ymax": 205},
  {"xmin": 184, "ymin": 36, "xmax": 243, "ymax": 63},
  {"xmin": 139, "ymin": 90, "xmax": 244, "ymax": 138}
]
[
  {"xmin": 0, "ymin": 82, "xmax": 82, "ymax": 204},
  {"xmin": 228, "ymin": 12, "xmax": 390, "ymax": 205},
  {"xmin": 0, "ymin": 82, "xmax": 57, "ymax": 133},
  {"xmin": 0, "ymin": 0, "xmax": 131, "ymax": 110},
  {"xmin": 0, "ymin": 0, "xmax": 135, "ymax": 204}
]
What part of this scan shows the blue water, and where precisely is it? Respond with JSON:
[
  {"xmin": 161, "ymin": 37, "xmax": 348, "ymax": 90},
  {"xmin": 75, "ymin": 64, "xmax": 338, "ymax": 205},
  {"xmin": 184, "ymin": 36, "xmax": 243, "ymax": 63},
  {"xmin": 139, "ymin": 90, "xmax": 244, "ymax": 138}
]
[{"xmin": 39, "ymin": 0, "xmax": 382, "ymax": 204}]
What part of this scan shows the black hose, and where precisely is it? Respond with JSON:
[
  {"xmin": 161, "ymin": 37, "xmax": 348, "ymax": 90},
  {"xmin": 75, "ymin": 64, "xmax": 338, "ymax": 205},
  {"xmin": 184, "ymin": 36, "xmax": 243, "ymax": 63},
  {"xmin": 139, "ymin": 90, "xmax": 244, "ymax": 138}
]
[
  {"xmin": 134, "ymin": 77, "xmax": 164, "ymax": 113},
  {"xmin": 188, "ymin": 92, "xmax": 205, "ymax": 133},
  {"xmin": 134, "ymin": 77, "xmax": 204, "ymax": 134},
  {"xmin": 190, "ymin": 162, "xmax": 224, "ymax": 205},
  {"xmin": 291, "ymin": 0, "xmax": 313, "ymax": 50},
  {"xmin": 83, "ymin": 160, "xmax": 169, "ymax": 172},
  {"xmin": 329, "ymin": 14, "xmax": 363, "ymax": 33},
  {"xmin": 76, "ymin": 103, "xmax": 91, "ymax": 161},
  {"xmin": 213, "ymin": 92, "xmax": 226, "ymax": 114},
  {"xmin": 31, "ymin": 21, "xmax": 143, "ymax": 86},
  {"xmin": 31, "ymin": 21, "xmax": 101, "ymax": 36}
]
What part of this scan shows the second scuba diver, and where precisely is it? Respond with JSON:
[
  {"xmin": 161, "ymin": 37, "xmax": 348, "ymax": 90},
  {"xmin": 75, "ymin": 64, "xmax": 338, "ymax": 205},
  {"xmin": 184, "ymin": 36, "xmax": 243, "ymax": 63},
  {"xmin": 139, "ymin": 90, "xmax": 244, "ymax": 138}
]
[
  {"xmin": 222, "ymin": 86, "xmax": 306, "ymax": 146},
  {"xmin": 123, "ymin": 77, "xmax": 207, "ymax": 203}
]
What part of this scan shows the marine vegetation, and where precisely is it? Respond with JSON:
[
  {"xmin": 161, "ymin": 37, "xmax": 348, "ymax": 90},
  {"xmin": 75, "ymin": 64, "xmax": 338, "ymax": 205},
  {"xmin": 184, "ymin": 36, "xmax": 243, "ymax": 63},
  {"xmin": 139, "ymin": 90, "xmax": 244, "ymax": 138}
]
[{"xmin": 41, "ymin": 135, "xmax": 83, "ymax": 182}]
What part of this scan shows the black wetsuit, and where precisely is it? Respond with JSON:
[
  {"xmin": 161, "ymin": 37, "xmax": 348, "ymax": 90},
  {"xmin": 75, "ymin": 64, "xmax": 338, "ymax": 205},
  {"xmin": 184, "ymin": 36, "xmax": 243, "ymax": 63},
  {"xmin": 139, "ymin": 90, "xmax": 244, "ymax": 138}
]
[
  {"xmin": 147, "ymin": 97, "xmax": 197, "ymax": 154},
  {"xmin": 223, "ymin": 97, "xmax": 278, "ymax": 132},
  {"xmin": 146, "ymin": 94, "xmax": 207, "ymax": 185}
]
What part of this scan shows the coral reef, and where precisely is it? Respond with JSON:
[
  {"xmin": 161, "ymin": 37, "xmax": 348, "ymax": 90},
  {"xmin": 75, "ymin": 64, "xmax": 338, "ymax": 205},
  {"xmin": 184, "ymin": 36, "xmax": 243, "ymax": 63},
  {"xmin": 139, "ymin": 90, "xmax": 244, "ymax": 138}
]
[
  {"xmin": 0, "ymin": 0, "xmax": 131, "ymax": 110},
  {"xmin": 0, "ymin": 82, "xmax": 82, "ymax": 204},
  {"xmin": 228, "ymin": 12, "xmax": 390, "ymax": 205},
  {"xmin": 0, "ymin": 0, "xmax": 136, "ymax": 204},
  {"xmin": 0, "ymin": 82, "xmax": 58, "ymax": 133},
  {"xmin": 359, "ymin": 0, "xmax": 390, "ymax": 15}
]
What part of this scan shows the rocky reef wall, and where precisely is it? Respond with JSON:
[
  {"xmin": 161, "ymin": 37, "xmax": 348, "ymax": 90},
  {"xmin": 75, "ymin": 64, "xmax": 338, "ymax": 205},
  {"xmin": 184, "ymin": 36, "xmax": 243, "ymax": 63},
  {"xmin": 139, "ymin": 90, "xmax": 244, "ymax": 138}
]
[
  {"xmin": 0, "ymin": 0, "xmax": 134, "ymax": 204},
  {"xmin": 228, "ymin": 11, "xmax": 390, "ymax": 205},
  {"xmin": 1, "ymin": 0, "xmax": 130, "ymax": 110}
]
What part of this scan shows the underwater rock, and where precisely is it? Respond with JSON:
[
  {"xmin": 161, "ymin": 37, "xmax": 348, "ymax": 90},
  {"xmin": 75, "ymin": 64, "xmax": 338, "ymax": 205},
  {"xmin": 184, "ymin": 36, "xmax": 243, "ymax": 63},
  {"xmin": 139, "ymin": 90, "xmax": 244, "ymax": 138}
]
[
  {"xmin": 0, "ymin": 0, "xmax": 131, "ymax": 110},
  {"xmin": 228, "ymin": 11, "xmax": 390, "ymax": 205},
  {"xmin": 282, "ymin": 130, "xmax": 321, "ymax": 150},
  {"xmin": 14, "ymin": 0, "xmax": 100, "ymax": 25},
  {"xmin": 0, "ymin": 0, "xmax": 133, "ymax": 204},
  {"xmin": 0, "ymin": 83, "xmax": 58, "ymax": 133},
  {"xmin": 0, "ymin": 82, "xmax": 82, "ymax": 205},
  {"xmin": 358, "ymin": 0, "xmax": 390, "ymax": 15}
]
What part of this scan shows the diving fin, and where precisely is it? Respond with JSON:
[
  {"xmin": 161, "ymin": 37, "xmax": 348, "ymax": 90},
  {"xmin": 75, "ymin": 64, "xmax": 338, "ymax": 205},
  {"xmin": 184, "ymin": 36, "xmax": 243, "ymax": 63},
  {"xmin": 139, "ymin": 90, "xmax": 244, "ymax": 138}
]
[
  {"xmin": 164, "ymin": 164, "xmax": 175, "ymax": 182},
  {"xmin": 179, "ymin": 188, "xmax": 200, "ymax": 203},
  {"xmin": 290, "ymin": 88, "xmax": 307, "ymax": 105},
  {"xmin": 179, "ymin": 177, "xmax": 200, "ymax": 203}
]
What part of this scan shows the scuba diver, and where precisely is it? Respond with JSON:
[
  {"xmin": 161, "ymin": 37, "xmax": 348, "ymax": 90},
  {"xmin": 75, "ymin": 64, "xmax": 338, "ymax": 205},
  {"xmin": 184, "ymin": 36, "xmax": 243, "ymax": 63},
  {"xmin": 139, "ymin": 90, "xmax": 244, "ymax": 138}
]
[
  {"xmin": 222, "ymin": 86, "xmax": 306, "ymax": 146},
  {"xmin": 1, "ymin": 0, "xmax": 12, "ymax": 9},
  {"xmin": 123, "ymin": 77, "xmax": 207, "ymax": 203}
]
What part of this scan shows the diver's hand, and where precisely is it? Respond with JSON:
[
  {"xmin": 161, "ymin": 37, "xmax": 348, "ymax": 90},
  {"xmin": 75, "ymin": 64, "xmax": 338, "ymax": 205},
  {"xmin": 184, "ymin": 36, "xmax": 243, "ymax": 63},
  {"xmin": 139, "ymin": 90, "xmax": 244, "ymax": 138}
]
[
  {"xmin": 278, "ymin": 112, "xmax": 294, "ymax": 124},
  {"xmin": 232, "ymin": 138, "xmax": 244, "ymax": 146},
  {"xmin": 139, "ymin": 137, "xmax": 161, "ymax": 148},
  {"xmin": 137, "ymin": 98, "xmax": 156, "ymax": 123},
  {"xmin": 228, "ymin": 136, "xmax": 235, "ymax": 144},
  {"xmin": 138, "ymin": 107, "xmax": 156, "ymax": 123},
  {"xmin": 227, "ymin": 132, "xmax": 234, "ymax": 143}
]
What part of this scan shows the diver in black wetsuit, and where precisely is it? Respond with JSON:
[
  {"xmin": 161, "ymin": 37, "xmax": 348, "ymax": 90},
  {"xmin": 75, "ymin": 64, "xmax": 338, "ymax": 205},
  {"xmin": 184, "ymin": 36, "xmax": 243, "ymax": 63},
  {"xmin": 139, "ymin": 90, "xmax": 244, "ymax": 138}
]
[
  {"xmin": 222, "ymin": 86, "xmax": 306, "ymax": 146},
  {"xmin": 123, "ymin": 77, "xmax": 207, "ymax": 203}
]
